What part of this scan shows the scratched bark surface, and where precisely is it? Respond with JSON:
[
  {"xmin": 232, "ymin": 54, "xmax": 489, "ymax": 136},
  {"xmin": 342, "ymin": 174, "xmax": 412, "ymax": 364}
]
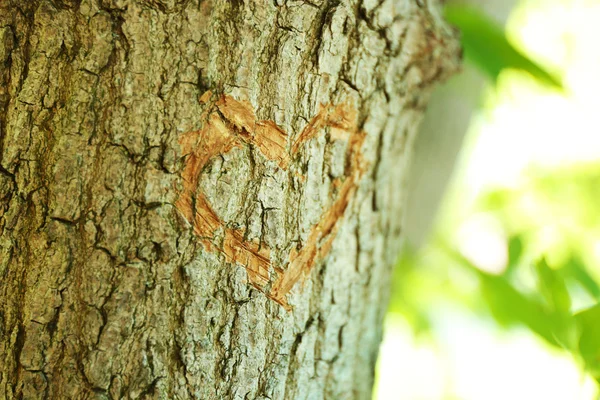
[{"xmin": 0, "ymin": 0, "xmax": 459, "ymax": 399}]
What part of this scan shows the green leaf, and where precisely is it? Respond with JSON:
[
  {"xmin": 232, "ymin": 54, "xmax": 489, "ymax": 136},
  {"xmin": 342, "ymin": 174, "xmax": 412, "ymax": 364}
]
[
  {"xmin": 535, "ymin": 258, "xmax": 571, "ymax": 314},
  {"xmin": 575, "ymin": 304, "xmax": 600, "ymax": 380},
  {"xmin": 444, "ymin": 5, "xmax": 563, "ymax": 89},
  {"xmin": 563, "ymin": 257, "xmax": 600, "ymax": 301},
  {"xmin": 504, "ymin": 235, "xmax": 523, "ymax": 277},
  {"xmin": 478, "ymin": 272, "xmax": 560, "ymax": 347},
  {"xmin": 439, "ymin": 242, "xmax": 571, "ymax": 348}
]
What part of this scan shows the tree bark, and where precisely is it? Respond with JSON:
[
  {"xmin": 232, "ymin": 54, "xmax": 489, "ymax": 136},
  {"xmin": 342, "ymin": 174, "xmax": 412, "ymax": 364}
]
[{"xmin": 0, "ymin": 1, "xmax": 459, "ymax": 399}]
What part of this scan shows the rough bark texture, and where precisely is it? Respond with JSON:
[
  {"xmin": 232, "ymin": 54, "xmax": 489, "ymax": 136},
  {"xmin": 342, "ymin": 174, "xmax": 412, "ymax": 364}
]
[{"xmin": 0, "ymin": 1, "xmax": 459, "ymax": 399}]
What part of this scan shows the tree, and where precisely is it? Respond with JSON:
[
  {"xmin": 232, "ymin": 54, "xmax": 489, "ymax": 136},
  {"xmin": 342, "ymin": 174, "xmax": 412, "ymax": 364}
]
[{"xmin": 0, "ymin": 0, "xmax": 459, "ymax": 398}]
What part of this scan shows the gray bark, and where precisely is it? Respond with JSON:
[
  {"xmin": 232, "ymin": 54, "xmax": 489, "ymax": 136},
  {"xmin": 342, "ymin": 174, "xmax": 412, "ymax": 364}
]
[{"xmin": 0, "ymin": 0, "xmax": 459, "ymax": 399}]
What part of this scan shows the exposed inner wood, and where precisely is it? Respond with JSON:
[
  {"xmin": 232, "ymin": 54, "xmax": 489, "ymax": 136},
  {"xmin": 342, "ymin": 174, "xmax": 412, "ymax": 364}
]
[{"xmin": 176, "ymin": 93, "xmax": 366, "ymax": 309}]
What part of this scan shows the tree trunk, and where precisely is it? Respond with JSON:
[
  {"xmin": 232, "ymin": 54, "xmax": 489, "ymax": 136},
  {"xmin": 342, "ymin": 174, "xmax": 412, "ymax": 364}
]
[{"xmin": 0, "ymin": 1, "xmax": 459, "ymax": 399}]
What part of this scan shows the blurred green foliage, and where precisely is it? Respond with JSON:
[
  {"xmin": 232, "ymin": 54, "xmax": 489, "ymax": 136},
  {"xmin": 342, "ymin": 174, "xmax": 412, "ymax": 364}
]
[
  {"xmin": 383, "ymin": 3, "xmax": 599, "ymax": 395},
  {"xmin": 445, "ymin": 4, "xmax": 563, "ymax": 89},
  {"xmin": 390, "ymin": 163, "xmax": 600, "ymax": 385}
]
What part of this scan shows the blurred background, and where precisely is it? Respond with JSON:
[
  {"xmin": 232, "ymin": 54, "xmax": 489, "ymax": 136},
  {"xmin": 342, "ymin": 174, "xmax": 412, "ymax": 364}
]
[{"xmin": 375, "ymin": 0, "xmax": 600, "ymax": 398}]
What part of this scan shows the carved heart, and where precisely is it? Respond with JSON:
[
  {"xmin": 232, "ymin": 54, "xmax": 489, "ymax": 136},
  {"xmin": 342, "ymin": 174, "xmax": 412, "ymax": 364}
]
[{"xmin": 176, "ymin": 91, "xmax": 366, "ymax": 310}]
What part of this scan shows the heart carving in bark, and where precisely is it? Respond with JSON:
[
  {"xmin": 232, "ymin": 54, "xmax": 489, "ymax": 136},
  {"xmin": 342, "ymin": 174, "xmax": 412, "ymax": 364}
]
[{"xmin": 176, "ymin": 91, "xmax": 366, "ymax": 310}]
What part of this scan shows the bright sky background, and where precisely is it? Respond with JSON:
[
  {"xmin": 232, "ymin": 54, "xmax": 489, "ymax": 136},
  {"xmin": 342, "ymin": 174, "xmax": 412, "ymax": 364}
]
[
  {"xmin": 375, "ymin": 0, "xmax": 600, "ymax": 398},
  {"xmin": 464, "ymin": 0, "xmax": 600, "ymax": 198}
]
